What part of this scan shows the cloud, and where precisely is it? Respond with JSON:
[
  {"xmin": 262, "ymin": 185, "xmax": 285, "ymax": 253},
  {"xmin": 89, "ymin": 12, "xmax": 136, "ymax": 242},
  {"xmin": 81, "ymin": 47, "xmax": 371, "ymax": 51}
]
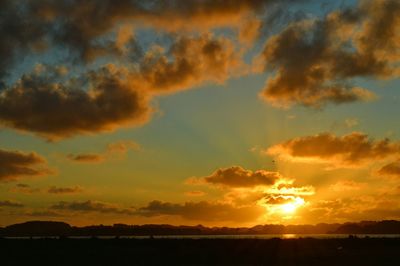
[
  {"xmin": 16, "ymin": 183, "xmax": 30, "ymax": 188},
  {"xmin": 0, "ymin": 65, "xmax": 151, "ymax": 140},
  {"xmin": 50, "ymin": 200, "xmax": 134, "ymax": 215},
  {"xmin": 298, "ymin": 193, "xmax": 400, "ymax": 223},
  {"xmin": 48, "ymin": 198, "xmax": 264, "ymax": 222},
  {"xmin": 10, "ymin": 183, "xmax": 41, "ymax": 194},
  {"xmin": 345, "ymin": 118, "xmax": 359, "ymax": 128},
  {"xmin": 263, "ymin": 195, "xmax": 296, "ymax": 205},
  {"xmin": 106, "ymin": 140, "xmax": 140, "ymax": 153},
  {"xmin": 136, "ymin": 34, "xmax": 243, "ymax": 95},
  {"xmin": 0, "ymin": 0, "xmax": 48, "ymax": 79},
  {"xmin": 329, "ymin": 180, "xmax": 365, "ymax": 192},
  {"xmin": 47, "ymin": 186, "xmax": 83, "ymax": 194},
  {"xmin": 10, "ymin": 184, "xmax": 83, "ymax": 194},
  {"xmin": 33, "ymin": 0, "xmax": 287, "ymax": 37},
  {"xmin": 139, "ymin": 0, "xmax": 273, "ymax": 30},
  {"xmin": 0, "ymin": 33, "xmax": 243, "ymax": 139},
  {"xmin": 184, "ymin": 191, "xmax": 206, "ymax": 197},
  {"xmin": 137, "ymin": 200, "xmax": 265, "ymax": 222},
  {"xmin": 2, "ymin": 1, "xmax": 396, "ymax": 142},
  {"xmin": 67, "ymin": 153, "xmax": 105, "ymax": 163},
  {"xmin": 0, "ymin": 200, "xmax": 24, "ymax": 208},
  {"xmin": 25, "ymin": 210, "xmax": 63, "ymax": 217},
  {"xmin": 189, "ymin": 166, "xmax": 284, "ymax": 188},
  {"xmin": 377, "ymin": 160, "xmax": 400, "ymax": 178},
  {"xmin": 259, "ymin": 0, "xmax": 399, "ymax": 108},
  {"xmin": 267, "ymin": 132, "xmax": 400, "ymax": 167},
  {"xmin": 0, "ymin": 0, "xmax": 298, "ymax": 75},
  {"xmin": 0, "ymin": 148, "xmax": 52, "ymax": 181},
  {"xmin": 0, "ymin": 0, "xmax": 308, "ymax": 140},
  {"xmin": 184, "ymin": 165, "xmax": 315, "ymax": 221},
  {"xmin": 186, "ymin": 165, "xmax": 314, "ymax": 215},
  {"xmin": 269, "ymin": 184, "xmax": 315, "ymax": 197},
  {"xmin": 0, "ymin": 0, "xmax": 301, "ymax": 71},
  {"xmin": 238, "ymin": 18, "xmax": 262, "ymax": 47},
  {"xmin": 67, "ymin": 140, "xmax": 140, "ymax": 163},
  {"xmin": 0, "ymin": 0, "xmax": 313, "ymax": 140}
]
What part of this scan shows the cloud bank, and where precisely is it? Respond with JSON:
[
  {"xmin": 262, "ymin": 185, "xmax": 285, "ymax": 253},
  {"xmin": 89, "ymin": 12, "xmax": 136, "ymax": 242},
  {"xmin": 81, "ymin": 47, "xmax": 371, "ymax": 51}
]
[
  {"xmin": 267, "ymin": 132, "xmax": 400, "ymax": 167},
  {"xmin": 0, "ymin": 148, "xmax": 51, "ymax": 181},
  {"xmin": 260, "ymin": 0, "xmax": 399, "ymax": 107},
  {"xmin": 194, "ymin": 166, "xmax": 284, "ymax": 188}
]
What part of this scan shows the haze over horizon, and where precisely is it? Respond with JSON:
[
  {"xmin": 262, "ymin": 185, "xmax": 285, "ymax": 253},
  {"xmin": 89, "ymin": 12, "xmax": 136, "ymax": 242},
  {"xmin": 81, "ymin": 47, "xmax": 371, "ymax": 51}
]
[{"xmin": 1, "ymin": 0, "xmax": 400, "ymax": 228}]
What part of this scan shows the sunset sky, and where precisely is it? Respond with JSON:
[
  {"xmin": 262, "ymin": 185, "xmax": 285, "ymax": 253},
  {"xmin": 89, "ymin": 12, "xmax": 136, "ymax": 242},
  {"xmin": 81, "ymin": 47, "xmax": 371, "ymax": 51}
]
[{"xmin": 1, "ymin": 0, "xmax": 400, "ymax": 227}]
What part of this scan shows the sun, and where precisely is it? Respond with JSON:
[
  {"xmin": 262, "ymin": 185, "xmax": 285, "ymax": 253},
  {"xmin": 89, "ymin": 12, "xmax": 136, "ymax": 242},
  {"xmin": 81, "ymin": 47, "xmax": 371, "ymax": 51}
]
[
  {"xmin": 280, "ymin": 197, "xmax": 305, "ymax": 214},
  {"xmin": 281, "ymin": 203, "xmax": 297, "ymax": 214}
]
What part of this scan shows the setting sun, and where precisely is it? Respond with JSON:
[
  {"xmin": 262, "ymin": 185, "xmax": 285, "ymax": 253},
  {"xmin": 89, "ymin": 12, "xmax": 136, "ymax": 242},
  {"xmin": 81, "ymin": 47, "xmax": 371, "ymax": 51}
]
[
  {"xmin": 280, "ymin": 198, "xmax": 305, "ymax": 214},
  {"xmin": 281, "ymin": 203, "xmax": 297, "ymax": 214}
]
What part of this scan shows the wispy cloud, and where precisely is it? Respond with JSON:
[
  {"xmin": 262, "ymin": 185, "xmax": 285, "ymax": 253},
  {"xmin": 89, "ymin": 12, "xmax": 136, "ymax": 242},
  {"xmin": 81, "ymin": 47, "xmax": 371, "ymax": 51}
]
[{"xmin": 66, "ymin": 140, "xmax": 140, "ymax": 163}]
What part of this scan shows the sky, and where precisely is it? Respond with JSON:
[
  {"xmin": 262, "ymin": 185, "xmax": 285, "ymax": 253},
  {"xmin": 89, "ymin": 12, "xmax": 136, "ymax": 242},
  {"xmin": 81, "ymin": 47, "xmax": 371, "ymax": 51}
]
[{"xmin": 0, "ymin": 0, "xmax": 400, "ymax": 227}]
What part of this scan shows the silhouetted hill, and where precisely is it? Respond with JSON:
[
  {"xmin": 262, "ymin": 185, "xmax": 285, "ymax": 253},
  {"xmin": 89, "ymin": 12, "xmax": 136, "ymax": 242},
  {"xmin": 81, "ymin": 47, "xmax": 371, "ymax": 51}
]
[
  {"xmin": 4, "ymin": 221, "xmax": 72, "ymax": 237},
  {"xmin": 333, "ymin": 220, "xmax": 400, "ymax": 234},
  {"xmin": 1, "ymin": 220, "xmax": 400, "ymax": 237}
]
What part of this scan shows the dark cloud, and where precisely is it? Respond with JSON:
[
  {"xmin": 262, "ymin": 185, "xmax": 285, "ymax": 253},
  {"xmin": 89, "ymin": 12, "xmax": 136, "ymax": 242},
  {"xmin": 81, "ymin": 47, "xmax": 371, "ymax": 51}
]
[
  {"xmin": 47, "ymin": 186, "xmax": 82, "ymax": 194},
  {"xmin": 0, "ymin": 0, "xmax": 274, "ymax": 78},
  {"xmin": 0, "ymin": 0, "xmax": 308, "ymax": 139},
  {"xmin": 259, "ymin": 0, "xmax": 399, "ymax": 108},
  {"xmin": 66, "ymin": 140, "xmax": 139, "ymax": 163},
  {"xmin": 137, "ymin": 200, "xmax": 264, "ymax": 222},
  {"xmin": 0, "ymin": 148, "xmax": 51, "ymax": 181},
  {"xmin": 267, "ymin": 132, "xmax": 400, "ymax": 167},
  {"xmin": 1, "ymin": 0, "xmax": 293, "ymax": 66},
  {"xmin": 10, "ymin": 183, "xmax": 41, "ymax": 194},
  {"xmin": 67, "ymin": 154, "xmax": 105, "ymax": 163},
  {"xmin": 25, "ymin": 210, "xmax": 63, "ymax": 217},
  {"xmin": 0, "ymin": 65, "xmax": 151, "ymax": 140},
  {"xmin": 0, "ymin": 0, "xmax": 48, "ymax": 79},
  {"xmin": 0, "ymin": 200, "xmax": 24, "ymax": 208},
  {"xmin": 0, "ymin": 32, "xmax": 243, "ymax": 139},
  {"xmin": 34, "ymin": 0, "xmax": 286, "ymax": 36},
  {"xmin": 377, "ymin": 161, "xmax": 400, "ymax": 178},
  {"xmin": 137, "ymin": 34, "xmax": 242, "ymax": 95},
  {"xmin": 0, "ymin": 0, "xmax": 397, "ymax": 141},
  {"xmin": 264, "ymin": 195, "xmax": 296, "ymax": 205},
  {"xmin": 49, "ymin": 199, "xmax": 264, "ymax": 222},
  {"xmin": 30, "ymin": 0, "xmax": 143, "ymax": 62},
  {"xmin": 10, "ymin": 184, "xmax": 83, "ymax": 194},
  {"xmin": 50, "ymin": 200, "xmax": 134, "ymax": 215},
  {"xmin": 192, "ymin": 166, "xmax": 283, "ymax": 188},
  {"xmin": 48, "ymin": 198, "xmax": 264, "ymax": 222},
  {"xmin": 298, "ymin": 194, "xmax": 400, "ymax": 223},
  {"xmin": 16, "ymin": 183, "xmax": 29, "ymax": 188}
]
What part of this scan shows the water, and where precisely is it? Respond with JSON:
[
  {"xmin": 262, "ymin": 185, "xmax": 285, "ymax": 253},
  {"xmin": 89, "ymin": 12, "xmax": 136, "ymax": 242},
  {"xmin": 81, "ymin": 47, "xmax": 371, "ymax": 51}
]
[
  {"xmin": 5, "ymin": 234, "xmax": 400, "ymax": 240},
  {"xmin": 127, "ymin": 234, "xmax": 400, "ymax": 239}
]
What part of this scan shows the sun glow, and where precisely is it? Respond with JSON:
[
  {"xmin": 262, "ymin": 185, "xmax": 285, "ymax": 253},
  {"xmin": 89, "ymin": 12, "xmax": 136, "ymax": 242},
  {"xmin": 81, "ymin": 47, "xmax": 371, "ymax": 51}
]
[
  {"xmin": 281, "ymin": 203, "xmax": 297, "ymax": 213},
  {"xmin": 280, "ymin": 197, "xmax": 305, "ymax": 214}
]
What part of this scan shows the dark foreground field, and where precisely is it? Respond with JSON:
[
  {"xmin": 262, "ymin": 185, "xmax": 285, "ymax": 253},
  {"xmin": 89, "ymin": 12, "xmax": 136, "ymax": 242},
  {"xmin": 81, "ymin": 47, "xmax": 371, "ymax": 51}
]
[{"xmin": 1, "ymin": 237, "xmax": 399, "ymax": 266}]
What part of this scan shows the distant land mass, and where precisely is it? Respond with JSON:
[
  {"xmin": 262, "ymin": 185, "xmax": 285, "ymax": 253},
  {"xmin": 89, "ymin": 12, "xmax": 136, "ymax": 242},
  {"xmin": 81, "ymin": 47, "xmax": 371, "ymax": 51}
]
[{"xmin": 1, "ymin": 220, "xmax": 400, "ymax": 237}]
